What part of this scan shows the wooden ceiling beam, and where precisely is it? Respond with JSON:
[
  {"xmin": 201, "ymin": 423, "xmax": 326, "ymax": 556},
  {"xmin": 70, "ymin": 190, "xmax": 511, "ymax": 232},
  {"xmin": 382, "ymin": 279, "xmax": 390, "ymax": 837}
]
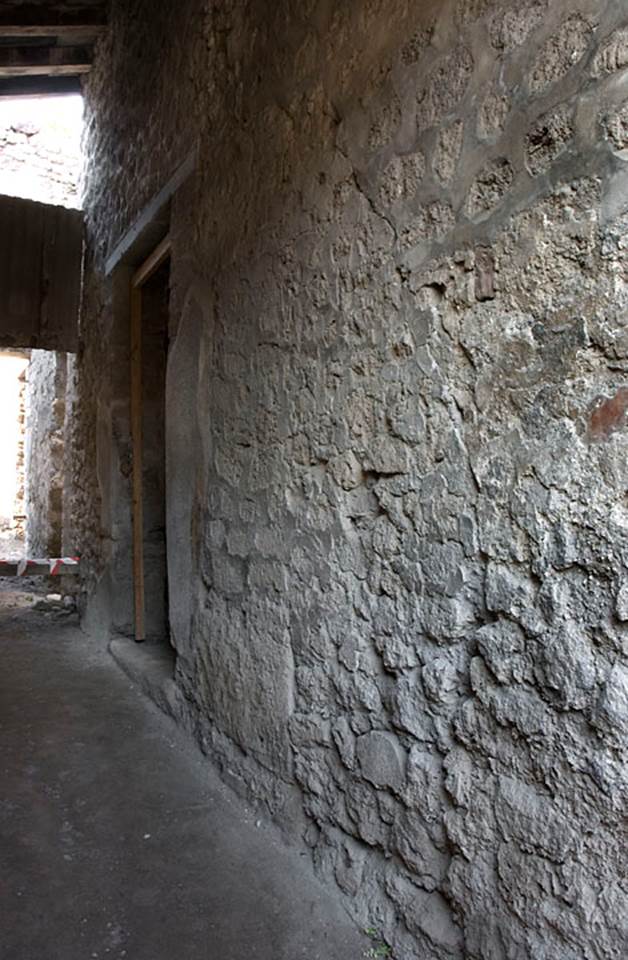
[
  {"xmin": 0, "ymin": 44, "xmax": 92, "ymax": 76},
  {"xmin": 0, "ymin": 4, "xmax": 107, "ymax": 37},
  {"xmin": 0, "ymin": 75, "xmax": 82, "ymax": 97}
]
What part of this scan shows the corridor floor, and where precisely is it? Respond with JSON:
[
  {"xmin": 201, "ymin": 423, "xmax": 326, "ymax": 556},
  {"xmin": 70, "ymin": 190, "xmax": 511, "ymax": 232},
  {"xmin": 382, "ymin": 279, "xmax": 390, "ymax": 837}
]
[{"xmin": 0, "ymin": 586, "xmax": 367, "ymax": 960}]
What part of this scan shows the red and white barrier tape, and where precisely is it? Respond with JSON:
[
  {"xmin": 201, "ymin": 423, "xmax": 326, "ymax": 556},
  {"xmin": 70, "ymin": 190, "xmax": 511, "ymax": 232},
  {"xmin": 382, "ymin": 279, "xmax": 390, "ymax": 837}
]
[
  {"xmin": 0, "ymin": 557, "xmax": 80, "ymax": 576},
  {"xmin": 49, "ymin": 557, "xmax": 80, "ymax": 576}
]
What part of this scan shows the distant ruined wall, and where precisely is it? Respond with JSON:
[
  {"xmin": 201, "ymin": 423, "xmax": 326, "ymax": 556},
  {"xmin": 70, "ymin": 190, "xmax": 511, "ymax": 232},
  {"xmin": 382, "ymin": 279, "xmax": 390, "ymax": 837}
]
[
  {"xmin": 0, "ymin": 113, "xmax": 81, "ymax": 208},
  {"xmin": 25, "ymin": 351, "xmax": 67, "ymax": 557},
  {"xmin": 79, "ymin": 2, "xmax": 628, "ymax": 958},
  {"xmin": 14, "ymin": 366, "xmax": 26, "ymax": 538}
]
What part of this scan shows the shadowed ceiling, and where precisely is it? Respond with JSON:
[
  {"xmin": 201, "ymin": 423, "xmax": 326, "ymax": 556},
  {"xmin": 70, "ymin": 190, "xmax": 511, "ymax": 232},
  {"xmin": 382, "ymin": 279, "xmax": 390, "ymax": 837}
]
[{"xmin": 0, "ymin": 2, "xmax": 108, "ymax": 97}]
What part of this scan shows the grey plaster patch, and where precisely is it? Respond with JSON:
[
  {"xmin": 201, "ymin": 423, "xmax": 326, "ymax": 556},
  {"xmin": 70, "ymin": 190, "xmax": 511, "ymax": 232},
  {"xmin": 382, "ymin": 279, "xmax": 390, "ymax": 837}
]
[
  {"xmin": 356, "ymin": 730, "xmax": 406, "ymax": 792},
  {"xmin": 165, "ymin": 292, "xmax": 206, "ymax": 659},
  {"xmin": 477, "ymin": 90, "xmax": 510, "ymax": 140}
]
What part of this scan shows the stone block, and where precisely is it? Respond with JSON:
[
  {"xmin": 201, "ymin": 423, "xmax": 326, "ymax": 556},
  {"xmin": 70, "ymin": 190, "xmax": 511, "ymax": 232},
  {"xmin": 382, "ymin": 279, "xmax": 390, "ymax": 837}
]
[{"xmin": 356, "ymin": 730, "xmax": 406, "ymax": 792}]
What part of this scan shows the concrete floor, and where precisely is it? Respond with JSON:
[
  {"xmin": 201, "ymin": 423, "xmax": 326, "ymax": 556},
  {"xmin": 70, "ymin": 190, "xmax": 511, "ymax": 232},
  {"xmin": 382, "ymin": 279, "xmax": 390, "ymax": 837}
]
[{"xmin": 0, "ymin": 587, "xmax": 367, "ymax": 960}]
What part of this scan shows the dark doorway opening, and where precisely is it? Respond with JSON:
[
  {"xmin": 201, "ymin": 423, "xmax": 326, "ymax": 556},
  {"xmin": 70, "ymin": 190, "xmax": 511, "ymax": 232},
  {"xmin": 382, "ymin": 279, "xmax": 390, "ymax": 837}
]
[{"xmin": 131, "ymin": 239, "xmax": 171, "ymax": 642}]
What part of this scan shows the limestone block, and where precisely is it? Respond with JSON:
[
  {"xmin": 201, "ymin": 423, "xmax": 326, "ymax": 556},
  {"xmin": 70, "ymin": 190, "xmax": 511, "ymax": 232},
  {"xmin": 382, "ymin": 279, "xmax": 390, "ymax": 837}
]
[
  {"xmin": 529, "ymin": 15, "xmax": 593, "ymax": 93},
  {"xmin": 525, "ymin": 104, "xmax": 574, "ymax": 176},
  {"xmin": 592, "ymin": 27, "xmax": 628, "ymax": 78},
  {"xmin": 434, "ymin": 121, "xmax": 464, "ymax": 185},
  {"xmin": 465, "ymin": 158, "xmax": 514, "ymax": 221},
  {"xmin": 593, "ymin": 663, "xmax": 628, "ymax": 737},
  {"xmin": 416, "ymin": 45, "xmax": 473, "ymax": 130},
  {"xmin": 385, "ymin": 873, "xmax": 464, "ymax": 954},
  {"xmin": 356, "ymin": 730, "xmax": 406, "ymax": 792}
]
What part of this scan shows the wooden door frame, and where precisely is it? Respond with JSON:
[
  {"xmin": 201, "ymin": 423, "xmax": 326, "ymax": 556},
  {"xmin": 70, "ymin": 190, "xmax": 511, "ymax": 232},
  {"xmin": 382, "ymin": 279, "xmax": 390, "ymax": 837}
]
[{"xmin": 130, "ymin": 234, "xmax": 171, "ymax": 642}]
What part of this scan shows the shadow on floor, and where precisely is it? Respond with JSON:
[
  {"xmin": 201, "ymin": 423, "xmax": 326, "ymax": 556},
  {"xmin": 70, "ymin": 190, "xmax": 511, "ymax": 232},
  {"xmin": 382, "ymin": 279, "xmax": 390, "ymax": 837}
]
[{"xmin": 0, "ymin": 592, "xmax": 367, "ymax": 960}]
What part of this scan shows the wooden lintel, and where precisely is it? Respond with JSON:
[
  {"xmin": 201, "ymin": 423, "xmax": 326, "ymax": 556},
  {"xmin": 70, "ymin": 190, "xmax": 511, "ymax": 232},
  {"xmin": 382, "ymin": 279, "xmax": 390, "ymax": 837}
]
[
  {"xmin": 0, "ymin": 65, "xmax": 91, "ymax": 77},
  {"xmin": 132, "ymin": 235, "xmax": 171, "ymax": 289},
  {"xmin": 0, "ymin": 45, "xmax": 92, "ymax": 77},
  {"xmin": 105, "ymin": 147, "xmax": 198, "ymax": 275}
]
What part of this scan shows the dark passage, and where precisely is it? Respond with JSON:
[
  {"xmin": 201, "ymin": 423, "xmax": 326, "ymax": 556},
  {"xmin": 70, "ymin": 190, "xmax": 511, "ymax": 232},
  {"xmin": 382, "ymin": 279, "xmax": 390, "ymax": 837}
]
[{"xmin": 140, "ymin": 260, "xmax": 169, "ymax": 641}]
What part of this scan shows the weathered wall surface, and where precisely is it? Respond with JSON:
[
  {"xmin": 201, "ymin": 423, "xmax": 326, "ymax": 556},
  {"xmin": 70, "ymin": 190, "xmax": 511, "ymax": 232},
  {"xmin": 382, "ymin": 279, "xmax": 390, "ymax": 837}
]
[
  {"xmin": 79, "ymin": 1, "xmax": 628, "ymax": 957},
  {"xmin": 25, "ymin": 350, "xmax": 67, "ymax": 557}
]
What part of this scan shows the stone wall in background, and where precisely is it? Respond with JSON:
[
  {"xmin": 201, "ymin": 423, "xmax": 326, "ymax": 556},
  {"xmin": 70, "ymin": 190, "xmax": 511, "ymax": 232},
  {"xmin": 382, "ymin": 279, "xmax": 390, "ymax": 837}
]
[
  {"xmin": 25, "ymin": 351, "xmax": 68, "ymax": 557},
  {"xmin": 0, "ymin": 352, "xmax": 28, "ymax": 551},
  {"xmin": 14, "ymin": 365, "xmax": 26, "ymax": 538},
  {"xmin": 78, "ymin": 1, "xmax": 628, "ymax": 957},
  {"xmin": 0, "ymin": 104, "xmax": 82, "ymax": 208}
]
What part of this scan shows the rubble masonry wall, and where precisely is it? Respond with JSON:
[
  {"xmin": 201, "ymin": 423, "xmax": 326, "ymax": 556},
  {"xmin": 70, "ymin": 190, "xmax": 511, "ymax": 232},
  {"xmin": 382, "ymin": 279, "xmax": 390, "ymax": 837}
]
[{"xmin": 76, "ymin": 2, "xmax": 628, "ymax": 957}]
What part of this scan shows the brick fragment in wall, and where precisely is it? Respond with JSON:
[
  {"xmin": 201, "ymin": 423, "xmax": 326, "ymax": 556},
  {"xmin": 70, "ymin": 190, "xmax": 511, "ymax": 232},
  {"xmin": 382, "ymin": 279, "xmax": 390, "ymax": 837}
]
[
  {"xmin": 474, "ymin": 247, "xmax": 496, "ymax": 301},
  {"xmin": 73, "ymin": 1, "xmax": 628, "ymax": 957},
  {"xmin": 588, "ymin": 387, "xmax": 628, "ymax": 440}
]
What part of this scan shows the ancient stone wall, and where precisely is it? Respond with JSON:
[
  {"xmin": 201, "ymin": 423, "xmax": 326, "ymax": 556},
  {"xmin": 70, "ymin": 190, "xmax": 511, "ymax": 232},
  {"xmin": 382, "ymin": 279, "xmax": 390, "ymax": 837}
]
[
  {"xmin": 25, "ymin": 350, "xmax": 68, "ymax": 557},
  {"xmin": 79, "ymin": 2, "xmax": 628, "ymax": 957},
  {"xmin": 0, "ymin": 352, "xmax": 28, "ymax": 551},
  {"xmin": 14, "ymin": 366, "xmax": 26, "ymax": 538}
]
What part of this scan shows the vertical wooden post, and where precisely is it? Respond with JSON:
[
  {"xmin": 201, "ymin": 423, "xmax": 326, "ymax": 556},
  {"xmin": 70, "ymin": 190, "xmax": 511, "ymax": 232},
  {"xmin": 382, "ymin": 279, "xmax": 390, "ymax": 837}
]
[{"xmin": 130, "ymin": 282, "xmax": 145, "ymax": 642}]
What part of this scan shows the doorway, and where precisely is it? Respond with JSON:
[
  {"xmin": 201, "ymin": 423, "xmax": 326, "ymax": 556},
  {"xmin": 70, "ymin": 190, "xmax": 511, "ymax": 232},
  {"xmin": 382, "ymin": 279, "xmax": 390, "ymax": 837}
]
[{"xmin": 130, "ymin": 238, "xmax": 171, "ymax": 642}]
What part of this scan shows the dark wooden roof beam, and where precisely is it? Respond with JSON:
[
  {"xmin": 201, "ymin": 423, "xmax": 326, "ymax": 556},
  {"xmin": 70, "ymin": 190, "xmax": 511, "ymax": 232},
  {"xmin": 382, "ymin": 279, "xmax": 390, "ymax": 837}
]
[
  {"xmin": 0, "ymin": 44, "xmax": 92, "ymax": 76},
  {"xmin": 0, "ymin": 75, "xmax": 82, "ymax": 97},
  {"xmin": 0, "ymin": 4, "xmax": 107, "ymax": 37}
]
